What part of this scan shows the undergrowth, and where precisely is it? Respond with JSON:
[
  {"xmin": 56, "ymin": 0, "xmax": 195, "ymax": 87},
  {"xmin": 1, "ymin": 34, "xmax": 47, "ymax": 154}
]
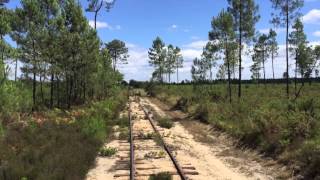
[
  {"xmin": 0, "ymin": 90, "xmax": 127, "ymax": 180},
  {"xmin": 147, "ymin": 83, "xmax": 320, "ymax": 179}
]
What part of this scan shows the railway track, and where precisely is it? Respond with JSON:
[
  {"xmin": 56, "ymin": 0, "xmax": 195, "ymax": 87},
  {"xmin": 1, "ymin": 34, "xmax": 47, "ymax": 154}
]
[{"xmin": 114, "ymin": 96, "xmax": 198, "ymax": 180}]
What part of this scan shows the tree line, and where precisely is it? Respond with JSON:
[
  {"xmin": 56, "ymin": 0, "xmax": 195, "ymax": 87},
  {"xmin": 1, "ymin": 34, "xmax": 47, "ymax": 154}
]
[
  {"xmin": 148, "ymin": 37, "xmax": 184, "ymax": 83},
  {"xmin": 0, "ymin": 0, "xmax": 129, "ymax": 110},
  {"xmin": 188, "ymin": 0, "xmax": 320, "ymax": 102}
]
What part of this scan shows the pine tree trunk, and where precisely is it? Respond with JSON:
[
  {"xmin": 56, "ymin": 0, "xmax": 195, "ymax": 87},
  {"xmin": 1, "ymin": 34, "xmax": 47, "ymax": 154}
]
[
  {"xmin": 1, "ymin": 35, "xmax": 6, "ymax": 80},
  {"xmin": 295, "ymin": 50, "xmax": 297, "ymax": 95},
  {"xmin": 94, "ymin": 11, "xmax": 98, "ymax": 29},
  {"xmin": 32, "ymin": 40, "xmax": 36, "ymax": 111},
  {"xmin": 177, "ymin": 67, "xmax": 179, "ymax": 83},
  {"xmin": 15, "ymin": 58, "xmax": 18, "ymax": 81},
  {"xmin": 57, "ymin": 76, "xmax": 60, "ymax": 108},
  {"xmin": 263, "ymin": 48, "xmax": 266, "ymax": 85},
  {"xmin": 40, "ymin": 72, "xmax": 44, "ymax": 103},
  {"xmin": 238, "ymin": 2, "xmax": 242, "ymax": 99},
  {"xmin": 50, "ymin": 72, "xmax": 54, "ymax": 108},
  {"xmin": 272, "ymin": 51, "xmax": 275, "ymax": 79},
  {"xmin": 226, "ymin": 41, "xmax": 232, "ymax": 103},
  {"xmin": 286, "ymin": 0, "xmax": 290, "ymax": 98}
]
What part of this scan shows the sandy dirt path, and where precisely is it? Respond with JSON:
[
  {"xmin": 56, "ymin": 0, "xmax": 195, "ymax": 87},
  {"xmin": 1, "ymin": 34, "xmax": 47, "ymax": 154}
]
[
  {"xmin": 86, "ymin": 106, "xmax": 131, "ymax": 180},
  {"xmin": 140, "ymin": 97, "xmax": 292, "ymax": 180},
  {"xmin": 86, "ymin": 96, "xmax": 291, "ymax": 180}
]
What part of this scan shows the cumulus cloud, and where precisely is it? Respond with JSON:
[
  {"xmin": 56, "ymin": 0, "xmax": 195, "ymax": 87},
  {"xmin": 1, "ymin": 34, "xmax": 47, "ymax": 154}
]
[
  {"xmin": 313, "ymin": 31, "xmax": 320, "ymax": 37},
  {"xmin": 118, "ymin": 40, "xmax": 320, "ymax": 82},
  {"xmin": 302, "ymin": 9, "xmax": 320, "ymax": 24},
  {"xmin": 171, "ymin": 24, "xmax": 178, "ymax": 29},
  {"xmin": 88, "ymin": 20, "xmax": 121, "ymax": 30},
  {"xmin": 118, "ymin": 43, "xmax": 152, "ymax": 81},
  {"xmin": 183, "ymin": 40, "xmax": 208, "ymax": 49},
  {"xmin": 258, "ymin": 28, "xmax": 286, "ymax": 34}
]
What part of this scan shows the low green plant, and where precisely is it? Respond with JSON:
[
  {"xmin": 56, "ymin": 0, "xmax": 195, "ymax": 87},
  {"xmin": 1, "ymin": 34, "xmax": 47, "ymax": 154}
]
[
  {"xmin": 153, "ymin": 133, "xmax": 163, "ymax": 146},
  {"xmin": 158, "ymin": 118, "xmax": 173, "ymax": 129},
  {"xmin": 99, "ymin": 147, "xmax": 118, "ymax": 157},
  {"xmin": 149, "ymin": 172, "xmax": 172, "ymax": 180},
  {"xmin": 119, "ymin": 128, "xmax": 129, "ymax": 140},
  {"xmin": 138, "ymin": 132, "xmax": 155, "ymax": 139},
  {"xmin": 146, "ymin": 83, "xmax": 320, "ymax": 178}
]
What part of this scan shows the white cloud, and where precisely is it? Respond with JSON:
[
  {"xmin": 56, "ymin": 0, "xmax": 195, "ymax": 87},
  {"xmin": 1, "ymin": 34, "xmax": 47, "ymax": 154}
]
[
  {"xmin": 115, "ymin": 25, "xmax": 121, "ymax": 30},
  {"xmin": 183, "ymin": 40, "xmax": 208, "ymax": 49},
  {"xmin": 171, "ymin": 24, "xmax": 178, "ymax": 29},
  {"xmin": 190, "ymin": 36, "xmax": 200, "ymax": 40},
  {"xmin": 88, "ymin": 20, "xmax": 121, "ymax": 30},
  {"xmin": 119, "ymin": 40, "xmax": 320, "ymax": 82},
  {"xmin": 258, "ymin": 28, "xmax": 286, "ymax": 34},
  {"xmin": 302, "ymin": 9, "xmax": 320, "ymax": 24},
  {"xmin": 181, "ymin": 49, "xmax": 202, "ymax": 61},
  {"xmin": 118, "ymin": 43, "xmax": 152, "ymax": 81},
  {"xmin": 183, "ymin": 29, "xmax": 190, "ymax": 33},
  {"xmin": 313, "ymin": 31, "xmax": 320, "ymax": 37}
]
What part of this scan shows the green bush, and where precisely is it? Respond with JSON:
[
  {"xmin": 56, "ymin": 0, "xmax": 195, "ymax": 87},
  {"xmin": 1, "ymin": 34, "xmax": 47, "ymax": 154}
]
[
  {"xmin": 158, "ymin": 118, "xmax": 173, "ymax": 129},
  {"xmin": 99, "ymin": 147, "xmax": 117, "ymax": 157},
  {"xmin": 147, "ymin": 84, "xmax": 320, "ymax": 178},
  {"xmin": 0, "ymin": 91, "xmax": 127, "ymax": 180},
  {"xmin": 119, "ymin": 128, "xmax": 129, "ymax": 140},
  {"xmin": 149, "ymin": 172, "xmax": 172, "ymax": 180},
  {"xmin": 0, "ymin": 82, "xmax": 32, "ymax": 116},
  {"xmin": 78, "ymin": 116, "xmax": 107, "ymax": 141}
]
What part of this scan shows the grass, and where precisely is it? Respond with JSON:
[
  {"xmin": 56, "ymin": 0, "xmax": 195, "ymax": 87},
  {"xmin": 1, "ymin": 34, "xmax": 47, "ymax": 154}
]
[
  {"xmin": 149, "ymin": 172, "xmax": 172, "ymax": 180},
  {"xmin": 158, "ymin": 118, "xmax": 174, "ymax": 129},
  {"xmin": 0, "ymin": 90, "xmax": 128, "ymax": 180},
  {"xmin": 147, "ymin": 83, "xmax": 320, "ymax": 179},
  {"xmin": 99, "ymin": 147, "xmax": 118, "ymax": 157}
]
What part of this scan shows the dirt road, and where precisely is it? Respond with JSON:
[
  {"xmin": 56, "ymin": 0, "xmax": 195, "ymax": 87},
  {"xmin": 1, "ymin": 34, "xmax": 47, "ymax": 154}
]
[{"xmin": 86, "ymin": 96, "xmax": 292, "ymax": 180}]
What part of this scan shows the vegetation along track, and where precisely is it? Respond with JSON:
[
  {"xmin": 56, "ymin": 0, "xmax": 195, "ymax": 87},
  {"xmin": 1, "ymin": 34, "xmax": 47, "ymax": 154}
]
[{"xmin": 122, "ymin": 96, "xmax": 199, "ymax": 180}]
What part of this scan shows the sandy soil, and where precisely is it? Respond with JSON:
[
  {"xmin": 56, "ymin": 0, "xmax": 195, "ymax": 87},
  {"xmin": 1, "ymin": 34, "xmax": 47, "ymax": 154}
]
[
  {"xmin": 140, "ymin": 97, "xmax": 293, "ymax": 180},
  {"xmin": 86, "ymin": 96, "xmax": 292, "ymax": 180},
  {"xmin": 86, "ymin": 109, "xmax": 131, "ymax": 180}
]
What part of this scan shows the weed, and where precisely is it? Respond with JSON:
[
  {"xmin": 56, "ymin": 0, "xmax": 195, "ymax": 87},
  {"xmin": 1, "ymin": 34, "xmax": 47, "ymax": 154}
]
[
  {"xmin": 99, "ymin": 147, "xmax": 118, "ymax": 157},
  {"xmin": 153, "ymin": 133, "xmax": 163, "ymax": 146},
  {"xmin": 158, "ymin": 118, "xmax": 173, "ymax": 129},
  {"xmin": 138, "ymin": 132, "xmax": 155, "ymax": 139},
  {"xmin": 119, "ymin": 128, "xmax": 129, "ymax": 140},
  {"xmin": 149, "ymin": 172, "xmax": 172, "ymax": 180}
]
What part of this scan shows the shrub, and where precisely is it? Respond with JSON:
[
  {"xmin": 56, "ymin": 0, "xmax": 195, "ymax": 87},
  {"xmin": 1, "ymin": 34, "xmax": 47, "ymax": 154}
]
[
  {"xmin": 78, "ymin": 116, "xmax": 107, "ymax": 141},
  {"xmin": 158, "ymin": 118, "xmax": 173, "ymax": 129},
  {"xmin": 194, "ymin": 103, "xmax": 209, "ymax": 124},
  {"xmin": 99, "ymin": 147, "xmax": 117, "ymax": 157},
  {"xmin": 149, "ymin": 172, "xmax": 172, "ymax": 180},
  {"xmin": 119, "ymin": 128, "xmax": 129, "ymax": 140}
]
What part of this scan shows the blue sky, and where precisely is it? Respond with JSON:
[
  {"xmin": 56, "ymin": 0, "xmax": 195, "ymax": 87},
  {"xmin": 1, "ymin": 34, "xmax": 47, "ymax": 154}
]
[{"xmin": 6, "ymin": 0, "xmax": 320, "ymax": 81}]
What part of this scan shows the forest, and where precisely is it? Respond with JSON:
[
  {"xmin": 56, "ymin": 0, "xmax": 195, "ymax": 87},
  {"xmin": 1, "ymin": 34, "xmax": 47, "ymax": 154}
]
[{"xmin": 1, "ymin": 0, "xmax": 320, "ymax": 180}]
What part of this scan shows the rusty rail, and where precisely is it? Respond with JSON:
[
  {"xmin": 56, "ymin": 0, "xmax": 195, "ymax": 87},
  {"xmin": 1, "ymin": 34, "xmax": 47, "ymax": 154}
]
[
  {"xmin": 139, "ymin": 103, "xmax": 188, "ymax": 180},
  {"xmin": 129, "ymin": 102, "xmax": 135, "ymax": 180}
]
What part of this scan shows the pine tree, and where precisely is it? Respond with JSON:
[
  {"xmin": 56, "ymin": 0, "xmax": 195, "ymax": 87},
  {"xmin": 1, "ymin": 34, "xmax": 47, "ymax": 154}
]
[
  {"xmin": 106, "ymin": 39, "xmax": 129, "ymax": 72},
  {"xmin": 270, "ymin": 0, "xmax": 304, "ymax": 98},
  {"xmin": 86, "ymin": 0, "xmax": 116, "ymax": 29},
  {"xmin": 202, "ymin": 42, "xmax": 219, "ymax": 81},
  {"xmin": 191, "ymin": 57, "xmax": 206, "ymax": 82},
  {"xmin": 267, "ymin": 29, "xmax": 278, "ymax": 79},
  {"xmin": 227, "ymin": 0, "xmax": 260, "ymax": 98},
  {"xmin": 209, "ymin": 10, "xmax": 235, "ymax": 103},
  {"xmin": 255, "ymin": 34, "xmax": 269, "ymax": 84},
  {"xmin": 148, "ymin": 37, "xmax": 165, "ymax": 83},
  {"xmin": 0, "ymin": 3, "xmax": 12, "ymax": 82},
  {"xmin": 289, "ymin": 18, "xmax": 307, "ymax": 92},
  {"xmin": 173, "ymin": 46, "xmax": 183, "ymax": 83}
]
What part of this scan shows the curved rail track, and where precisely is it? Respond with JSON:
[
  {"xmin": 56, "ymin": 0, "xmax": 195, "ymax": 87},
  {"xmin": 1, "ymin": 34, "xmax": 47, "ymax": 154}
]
[{"xmin": 116, "ymin": 96, "xmax": 198, "ymax": 180}]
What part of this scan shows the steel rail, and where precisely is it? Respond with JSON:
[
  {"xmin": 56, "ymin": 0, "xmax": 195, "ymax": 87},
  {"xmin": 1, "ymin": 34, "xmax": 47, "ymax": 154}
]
[
  {"xmin": 139, "ymin": 102, "xmax": 188, "ymax": 180},
  {"xmin": 129, "ymin": 102, "xmax": 135, "ymax": 180}
]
